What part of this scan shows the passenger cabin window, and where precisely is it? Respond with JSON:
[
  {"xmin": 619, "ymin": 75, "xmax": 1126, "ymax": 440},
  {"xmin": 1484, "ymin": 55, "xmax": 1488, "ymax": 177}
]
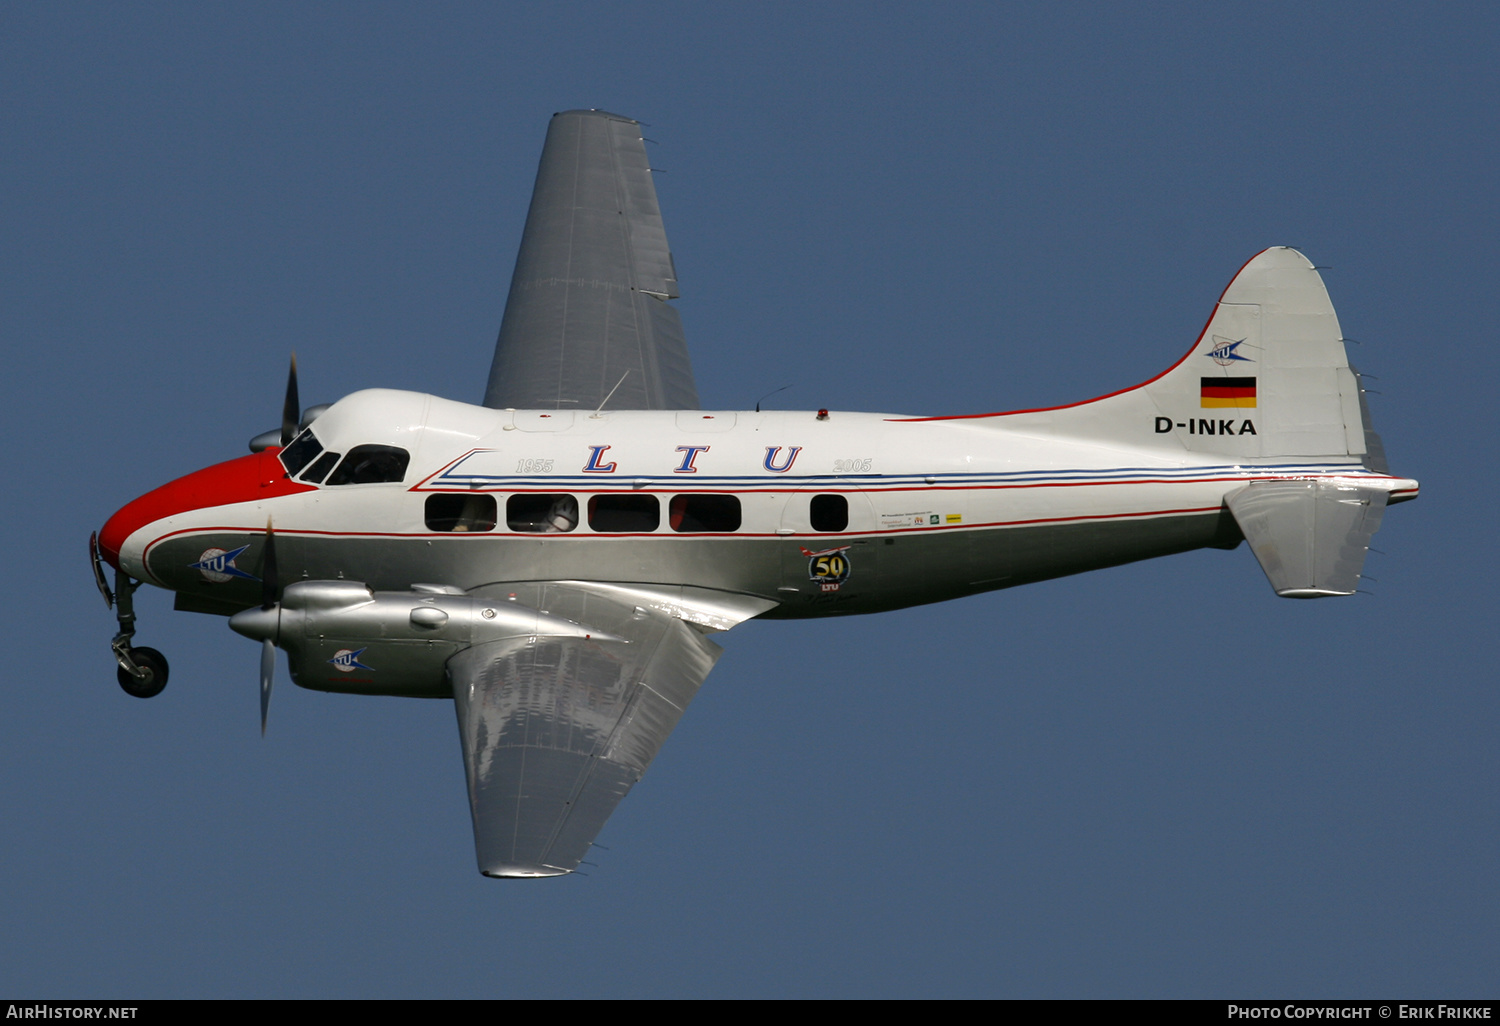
[
  {"xmin": 299, "ymin": 451, "xmax": 340, "ymax": 483},
  {"xmin": 588, "ymin": 494, "xmax": 660, "ymax": 532},
  {"xmin": 326, "ymin": 445, "xmax": 410, "ymax": 485},
  {"xmin": 670, "ymin": 494, "xmax": 741, "ymax": 532},
  {"xmin": 810, "ymin": 494, "xmax": 848, "ymax": 532},
  {"xmin": 278, "ymin": 430, "xmax": 323, "ymax": 477},
  {"xmin": 507, "ymin": 494, "xmax": 578, "ymax": 533},
  {"xmin": 425, "ymin": 494, "xmax": 498, "ymax": 533}
]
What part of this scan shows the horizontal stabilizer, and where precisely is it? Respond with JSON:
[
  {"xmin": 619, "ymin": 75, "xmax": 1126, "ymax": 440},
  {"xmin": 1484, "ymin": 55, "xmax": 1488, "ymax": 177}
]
[{"xmin": 1226, "ymin": 480, "xmax": 1388, "ymax": 597}]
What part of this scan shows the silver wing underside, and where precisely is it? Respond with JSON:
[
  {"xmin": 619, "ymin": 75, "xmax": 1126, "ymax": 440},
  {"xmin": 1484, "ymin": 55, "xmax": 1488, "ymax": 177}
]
[
  {"xmin": 448, "ymin": 583, "xmax": 725, "ymax": 877},
  {"xmin": 483, "ymin": 109, "xmax": 699, "ymax": 412}
]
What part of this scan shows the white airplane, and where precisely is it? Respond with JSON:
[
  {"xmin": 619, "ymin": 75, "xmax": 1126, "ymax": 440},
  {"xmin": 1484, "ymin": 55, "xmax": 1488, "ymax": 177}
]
[{"xmin": 92, "ymin": 110, "xmax": 1418, "ymax": 878}]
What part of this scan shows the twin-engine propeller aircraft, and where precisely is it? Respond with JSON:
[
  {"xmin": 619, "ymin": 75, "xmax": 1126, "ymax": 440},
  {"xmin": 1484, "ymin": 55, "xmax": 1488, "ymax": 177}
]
[{"xmin": 92, "ymin": 110, "xmax": 1417, "ymax": 878}]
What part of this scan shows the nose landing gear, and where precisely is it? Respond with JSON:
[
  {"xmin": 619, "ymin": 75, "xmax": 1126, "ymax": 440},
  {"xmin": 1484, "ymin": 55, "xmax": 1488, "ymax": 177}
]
[
  {"xmin": 92, "ymin": 531, "xmax": 171, "ymax": 699},
  {"xmin": 116, "ymin": 646, "xmax": 168, "ymax": 698}
]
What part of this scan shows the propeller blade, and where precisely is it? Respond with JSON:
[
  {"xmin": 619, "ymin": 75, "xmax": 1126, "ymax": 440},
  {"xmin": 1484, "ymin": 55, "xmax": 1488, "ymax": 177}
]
[
  {"xmin": 260, "ymin": 638, "xmax": 275, "ymax": 736},
  {"xmin": 279, "ymin": 353, "xmax": 301, "ymax": 446},
  {"xmin": 261, "ymin": 517, "xmax": 278, "ymax": 610},
  {"xmin": 258, "ymin": 517, "xmax": 280, "ymax": 735}
]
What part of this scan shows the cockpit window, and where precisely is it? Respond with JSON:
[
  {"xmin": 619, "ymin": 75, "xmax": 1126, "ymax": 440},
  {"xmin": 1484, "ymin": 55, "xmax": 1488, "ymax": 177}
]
[
  {"xmin": 278, "ymin": 430, "xmax": 323, "ymax": 477},
  {"xmin": 325, "ymin": 445, "xmax": 411, "ymax": 485},
  {"xmin": 299, "ymin": 451, "xmax": 341, "ymax": 483}
]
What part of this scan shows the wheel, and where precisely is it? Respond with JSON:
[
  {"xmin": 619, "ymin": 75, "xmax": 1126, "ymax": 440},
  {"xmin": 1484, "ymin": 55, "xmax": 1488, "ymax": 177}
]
[{"xmin": 117, "ymin": 646, "xmax": 169, "ymax": 698}]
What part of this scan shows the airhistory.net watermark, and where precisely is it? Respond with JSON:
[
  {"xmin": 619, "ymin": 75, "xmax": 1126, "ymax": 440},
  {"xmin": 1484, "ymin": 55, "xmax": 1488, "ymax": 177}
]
[{"xmin": 5, "ymin": 1007, "xmax": 137, "ymax": 1019}]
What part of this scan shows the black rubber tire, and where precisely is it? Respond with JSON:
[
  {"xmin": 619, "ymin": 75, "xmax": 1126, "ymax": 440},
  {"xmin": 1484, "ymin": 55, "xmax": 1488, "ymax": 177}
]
[{"xmin": 117, "ymin": 646, "xmax": 169, "ymax": 699}]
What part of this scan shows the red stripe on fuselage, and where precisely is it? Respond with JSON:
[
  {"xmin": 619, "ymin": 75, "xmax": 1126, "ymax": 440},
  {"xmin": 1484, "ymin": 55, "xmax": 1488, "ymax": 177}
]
[
  {"xmin": 98, "ymin": 450, "xmax": 315, "ymax": 569},
  {"xmin": 139, "ymin": 505, "xmax": 1227, "ymax": 558}
]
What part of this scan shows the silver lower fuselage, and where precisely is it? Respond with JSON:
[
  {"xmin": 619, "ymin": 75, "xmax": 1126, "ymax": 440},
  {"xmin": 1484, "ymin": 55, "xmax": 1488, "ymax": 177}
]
[{"xmin": 148, "ymin": 500, "xmax": 1241, "ymax": 622}]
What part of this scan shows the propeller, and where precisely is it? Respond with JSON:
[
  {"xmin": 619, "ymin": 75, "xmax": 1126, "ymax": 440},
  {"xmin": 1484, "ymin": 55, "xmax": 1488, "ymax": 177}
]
[
  {"xmin": 227, "ymin": 519, "xmax": 285, "ymax": 734},
  {"xmin": 259, "ymin": 516, "xmax": 279, "ymax": 736},
  {"xmin": 249, "ymin": 355, "xmax": 326, "ymax": 453},
  {"xmin": 260, "ymin": 639, "xmax": 276, "ymax": 738},
  {"xmin": 280, "ymin": 353, "xmax": 301, "ymax": 447},
  {"xmin": 261, "ymin": 515, "xmax": 279, "ymax": 610}
]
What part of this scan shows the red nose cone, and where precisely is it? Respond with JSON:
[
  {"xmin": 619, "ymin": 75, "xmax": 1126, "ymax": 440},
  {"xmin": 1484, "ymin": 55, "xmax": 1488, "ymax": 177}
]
[{"xmin": 98, "ymin": 450, "xmax": 313, "ymax": 570}]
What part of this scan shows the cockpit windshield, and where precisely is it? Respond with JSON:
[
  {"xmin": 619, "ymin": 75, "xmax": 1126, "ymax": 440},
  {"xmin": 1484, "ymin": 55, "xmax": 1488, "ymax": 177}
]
[
  {"xmin": 278, "ymin": 429, "xmax": 409, "ymax": 486},
  {"xmin": 299, "ymin": 451, "xmax": 341, "ymax": 483},
  {"xmin": 278, "ymin": 430, "xmax": 323, "ymax": 477},
  {"xmin": 325, "ymin": 445, "xmax": 411, "ymax": 485}
]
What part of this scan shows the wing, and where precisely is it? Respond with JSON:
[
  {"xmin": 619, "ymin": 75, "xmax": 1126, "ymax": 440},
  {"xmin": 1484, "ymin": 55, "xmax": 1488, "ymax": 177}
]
[
  {"xmin": 448, "ymin": 582, "xmax": 772, "ymax": 877},
  {"xmin": 483, "ymin": 110, "xmax": 699, "ymax": 412}
]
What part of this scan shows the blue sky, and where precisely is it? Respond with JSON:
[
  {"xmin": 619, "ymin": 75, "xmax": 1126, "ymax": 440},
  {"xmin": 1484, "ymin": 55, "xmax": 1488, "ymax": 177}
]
[{"xmin": 3, "ymin": 2, "xmax": 1495, "ymax": 997}]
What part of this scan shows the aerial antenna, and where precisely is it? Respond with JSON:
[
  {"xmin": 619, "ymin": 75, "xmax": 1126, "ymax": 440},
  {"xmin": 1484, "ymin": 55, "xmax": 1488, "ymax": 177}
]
[
  {"xmin": 590, "ymin": 370, "xmax": 632, "ymax": 418},
  {"xmin": 755, "ymin": 384, "xmax": 792, "ymax": 413}
]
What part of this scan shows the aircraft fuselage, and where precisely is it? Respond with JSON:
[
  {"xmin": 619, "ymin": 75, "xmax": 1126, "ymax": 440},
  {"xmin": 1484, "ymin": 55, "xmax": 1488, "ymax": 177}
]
[{"xmin": 101, "ymin": 388, "xmax": 1418, "ymax": 648}]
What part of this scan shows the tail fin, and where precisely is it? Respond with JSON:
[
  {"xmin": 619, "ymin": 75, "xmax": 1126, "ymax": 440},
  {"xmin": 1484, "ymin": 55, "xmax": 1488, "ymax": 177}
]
[
  {"xmin": 1143, "ymin": 246, "xmax": 1372, "ymax": 459},
  {"xmin": 999, "ymin": 247, "xmax": 1379, "ymax": 463}
]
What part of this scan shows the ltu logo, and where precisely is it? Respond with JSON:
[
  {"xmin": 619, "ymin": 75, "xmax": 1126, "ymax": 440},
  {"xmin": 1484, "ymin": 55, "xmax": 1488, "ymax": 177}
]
[
  {"xmin": 1207, "ymin": 336, "xmax": 1253, "ymax": 366},
  {"xmin": 190, "ymin": 544, "xmax": 257, "ymax": 584},
  {"xmin": 328, "ymin": 648, "xmax": 373, "ymax": 673}
]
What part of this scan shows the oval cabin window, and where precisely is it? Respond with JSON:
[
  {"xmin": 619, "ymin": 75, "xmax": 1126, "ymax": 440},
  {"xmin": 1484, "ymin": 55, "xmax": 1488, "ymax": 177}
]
[
  {"xmin": 810, "ymin": 494, "xmax": 848, "ymax": 532},
  {"xmin": 507, "ymin": 494, "xmax": 578, "ymax": 533},
  {"xmin": 588, "ymin": 494, "xmax": 660, "ymax": 532},
  {"xmin": 669, "ymin": 494, "xmax": 741, "ymax": 532},
  {"xmin": 426, "ymin": 494, "xmax": 498, "ymax": 532}
]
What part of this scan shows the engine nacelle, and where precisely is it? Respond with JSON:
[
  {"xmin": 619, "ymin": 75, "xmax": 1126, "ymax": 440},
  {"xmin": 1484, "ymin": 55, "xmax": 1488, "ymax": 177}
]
[{"xmin": 229, "ymin": 581, "xmax": 611, "ymax": 697}]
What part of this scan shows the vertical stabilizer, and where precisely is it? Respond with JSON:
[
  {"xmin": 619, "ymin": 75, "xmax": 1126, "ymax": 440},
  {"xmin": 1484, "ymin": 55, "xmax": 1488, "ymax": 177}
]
[
  {"xmin": 1142, "ymin": 247, "xmax": 1367, "ymax": 459},
  {"xmin": 995, "ymin": 248, "xmax": 1373, "ymax": 462}
]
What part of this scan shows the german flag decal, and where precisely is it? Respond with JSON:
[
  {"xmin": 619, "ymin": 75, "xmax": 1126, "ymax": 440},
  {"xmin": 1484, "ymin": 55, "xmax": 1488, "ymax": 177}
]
[{"xmin": 1201, "ymin": 376, "xmax": 1256, "ymax": 408}]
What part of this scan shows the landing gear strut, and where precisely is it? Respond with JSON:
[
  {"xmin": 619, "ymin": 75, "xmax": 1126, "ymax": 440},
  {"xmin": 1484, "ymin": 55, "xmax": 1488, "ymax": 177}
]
[
  {"xmin": 92, "ymin": 532, "xmax": 170, "ymax": 699},
  {"xmin": 110, "ymin": 570, "xmax": 170, "ymax": 698}
]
